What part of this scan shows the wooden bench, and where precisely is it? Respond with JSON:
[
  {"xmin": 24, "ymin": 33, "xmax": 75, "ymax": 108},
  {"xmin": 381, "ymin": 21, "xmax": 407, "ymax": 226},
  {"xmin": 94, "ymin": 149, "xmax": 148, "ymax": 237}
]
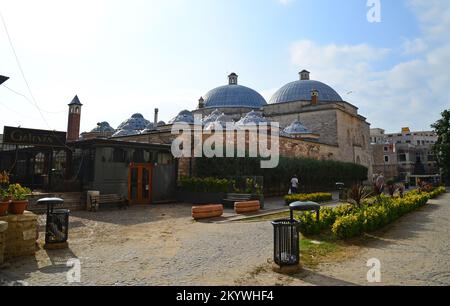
[
  {"xmin": 235, "ymin": 201, "xmax": 261, "ymax": 214},
  {"xmin": 223, "ymin": 193, "xmax": 252, "ymax": 208},
  {"xmin": 192, "ymin": 204, "xmax": 224, "ymax": 220},
  {"xmin": 89, "ymin": 194, "xmax": 128, "ymax": 212}
]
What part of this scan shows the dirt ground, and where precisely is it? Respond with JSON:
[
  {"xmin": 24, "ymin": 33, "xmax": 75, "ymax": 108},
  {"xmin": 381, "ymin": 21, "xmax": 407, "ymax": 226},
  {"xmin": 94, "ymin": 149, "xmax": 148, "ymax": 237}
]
[{"xmin": 0, "ymin": 191, "xmax": 449, "ymax": 286}]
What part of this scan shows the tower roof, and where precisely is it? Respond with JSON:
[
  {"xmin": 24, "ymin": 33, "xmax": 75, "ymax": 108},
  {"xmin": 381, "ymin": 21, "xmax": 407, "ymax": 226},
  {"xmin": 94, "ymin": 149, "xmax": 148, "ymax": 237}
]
[{"xmin": 69, "ymin": 95, "xmax": 83, "ymax": 106}]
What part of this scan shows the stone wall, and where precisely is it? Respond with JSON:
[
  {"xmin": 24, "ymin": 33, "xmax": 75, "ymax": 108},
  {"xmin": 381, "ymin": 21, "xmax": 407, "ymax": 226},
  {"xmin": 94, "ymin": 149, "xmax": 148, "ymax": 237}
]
[
  {"xmin": 27, "ymin": 192, "xmax": 85, "ymax": 214},
  {"xmin": 0, "ymin": 221, "xmax": 7, "ymax": 265},
  {"xmin": 0, "ymin": 212, "xmax": 38, "ymax": 261}
]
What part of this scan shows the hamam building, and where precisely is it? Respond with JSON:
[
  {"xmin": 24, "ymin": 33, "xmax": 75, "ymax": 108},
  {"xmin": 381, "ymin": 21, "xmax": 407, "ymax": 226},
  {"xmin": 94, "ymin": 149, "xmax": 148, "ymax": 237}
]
[{"xmin": 110, "ymin": 70, "xmax": 373, "ymax": 178}]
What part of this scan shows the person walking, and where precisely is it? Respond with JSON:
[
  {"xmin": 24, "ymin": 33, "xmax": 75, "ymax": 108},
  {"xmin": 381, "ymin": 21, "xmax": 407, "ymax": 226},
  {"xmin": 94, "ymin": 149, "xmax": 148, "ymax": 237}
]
[{"xmin": 290, "ymin": 175, "xmax": 299, "ymax": 194}]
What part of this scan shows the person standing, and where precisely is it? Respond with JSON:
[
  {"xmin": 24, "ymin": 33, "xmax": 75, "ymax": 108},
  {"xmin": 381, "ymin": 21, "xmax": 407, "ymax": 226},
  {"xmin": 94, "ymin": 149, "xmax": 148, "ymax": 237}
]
[{"xmin": 290, "ymin": 175, "xmax": 299, "ymax": 194}]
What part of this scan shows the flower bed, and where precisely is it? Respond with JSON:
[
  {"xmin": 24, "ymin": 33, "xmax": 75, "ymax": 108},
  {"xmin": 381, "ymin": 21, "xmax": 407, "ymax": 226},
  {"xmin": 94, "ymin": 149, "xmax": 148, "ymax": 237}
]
[
  {"xmin": 296, "ymin": 187, "xmax": 446, "ymax": 239},
  {"xmin": 284, "ymin": 193, "xmax": 333, "ymax": 205}
]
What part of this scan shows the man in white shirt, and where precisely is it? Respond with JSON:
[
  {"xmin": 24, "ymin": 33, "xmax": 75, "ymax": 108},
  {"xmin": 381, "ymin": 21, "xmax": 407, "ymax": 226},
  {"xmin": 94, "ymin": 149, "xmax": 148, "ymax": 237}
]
[{"xmin": 291, "ymin": 175, "xmax": 299, "ymax": 194}]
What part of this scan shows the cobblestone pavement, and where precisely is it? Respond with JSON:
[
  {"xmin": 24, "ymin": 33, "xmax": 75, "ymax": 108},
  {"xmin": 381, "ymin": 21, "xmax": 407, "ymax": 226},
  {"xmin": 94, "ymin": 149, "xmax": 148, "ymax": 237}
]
[
  {"xmin": 0, "ymin": 192, "xmax": 449, "ymax": 286},
  {"xmin": 0, "ymin": 204, "xmax": 274, "ymax": 286}
]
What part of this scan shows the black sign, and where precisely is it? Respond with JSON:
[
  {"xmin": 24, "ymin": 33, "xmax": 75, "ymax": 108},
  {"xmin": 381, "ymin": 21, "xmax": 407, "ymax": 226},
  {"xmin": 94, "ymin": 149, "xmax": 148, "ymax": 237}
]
[{"xmin": 3, "ymin": 126, "xmax": 67, "ymax": 147}]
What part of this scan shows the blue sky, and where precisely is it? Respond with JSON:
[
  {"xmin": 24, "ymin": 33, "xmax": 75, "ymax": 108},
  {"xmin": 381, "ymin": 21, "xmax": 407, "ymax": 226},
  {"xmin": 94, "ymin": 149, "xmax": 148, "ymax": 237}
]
[{"xmin": 0, "ymin": 0, "xmax": 449, "ymax": 134}]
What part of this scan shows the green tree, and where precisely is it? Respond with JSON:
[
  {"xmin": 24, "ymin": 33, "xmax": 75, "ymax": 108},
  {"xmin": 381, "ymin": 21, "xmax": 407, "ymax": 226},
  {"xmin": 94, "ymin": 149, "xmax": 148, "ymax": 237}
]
[{"xmin": 432, "ymin": 110, "xmax": 450, "ymax": 185}]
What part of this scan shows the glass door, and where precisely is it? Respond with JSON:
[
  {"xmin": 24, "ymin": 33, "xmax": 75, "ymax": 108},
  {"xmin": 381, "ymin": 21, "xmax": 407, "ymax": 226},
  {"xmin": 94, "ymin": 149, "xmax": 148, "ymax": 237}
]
[{"xmin": 128, "ymin": 163, "xmax": 152, "ymax": 205}]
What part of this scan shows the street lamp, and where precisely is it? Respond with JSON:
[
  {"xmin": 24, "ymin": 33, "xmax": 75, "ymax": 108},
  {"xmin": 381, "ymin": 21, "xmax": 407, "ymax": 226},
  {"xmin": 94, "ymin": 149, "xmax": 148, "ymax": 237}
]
[{"xmin": 0, "ymin": 75, "xmax": 9, "ymax": 85}]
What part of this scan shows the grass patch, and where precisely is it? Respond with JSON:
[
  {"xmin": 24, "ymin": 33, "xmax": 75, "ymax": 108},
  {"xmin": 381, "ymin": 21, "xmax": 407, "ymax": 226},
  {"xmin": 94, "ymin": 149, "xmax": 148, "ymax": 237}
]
[
  {"xmin": 300, "ymin": 237, "xmax": 343, "ymax": 269},
  {"xmin": 242, "ymin": 212, "xmax": 361, "ymax": 269}
]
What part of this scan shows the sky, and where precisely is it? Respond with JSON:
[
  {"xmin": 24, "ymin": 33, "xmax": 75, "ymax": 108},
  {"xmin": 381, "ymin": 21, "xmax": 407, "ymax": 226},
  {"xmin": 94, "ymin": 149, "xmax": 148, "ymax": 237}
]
[{"xmin": 0, "ymin": 0, "xmax": 449, "ymax": 134}]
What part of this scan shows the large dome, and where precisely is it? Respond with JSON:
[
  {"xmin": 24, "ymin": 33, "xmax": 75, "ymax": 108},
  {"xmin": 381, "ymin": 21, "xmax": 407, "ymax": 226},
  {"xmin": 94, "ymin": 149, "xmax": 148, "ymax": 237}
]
[
  {"xmin": 202, "ymin": 73, "xmax": 267, "ymax": 109},
  {"xmin": 270, "ymin": 70, "xmax": 343, "ymax": 104}
]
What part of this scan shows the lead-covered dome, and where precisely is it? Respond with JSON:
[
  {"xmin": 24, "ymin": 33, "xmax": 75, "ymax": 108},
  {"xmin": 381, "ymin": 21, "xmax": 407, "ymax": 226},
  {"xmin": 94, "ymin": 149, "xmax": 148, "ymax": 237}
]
[
  {"xmin": 270, "ymin": 70, "xmax": 343, "ymax": 104},
  {"xmin": 202, "ymin": 73, "xmax": 267, "ymax": 109}
]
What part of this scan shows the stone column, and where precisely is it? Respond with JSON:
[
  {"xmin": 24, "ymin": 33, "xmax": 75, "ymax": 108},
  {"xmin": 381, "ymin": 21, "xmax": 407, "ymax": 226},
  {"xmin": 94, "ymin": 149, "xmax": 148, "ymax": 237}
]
[{"xmin": 0, "ymin": 221, "xmax": 8, "ymax": 265}]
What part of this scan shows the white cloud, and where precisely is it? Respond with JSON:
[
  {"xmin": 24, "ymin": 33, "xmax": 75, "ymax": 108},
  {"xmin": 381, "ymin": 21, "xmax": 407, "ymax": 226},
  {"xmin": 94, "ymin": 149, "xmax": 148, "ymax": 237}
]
[{"xmin": 288, "ymin": 1, "xmax": 450, "ymax": 133}]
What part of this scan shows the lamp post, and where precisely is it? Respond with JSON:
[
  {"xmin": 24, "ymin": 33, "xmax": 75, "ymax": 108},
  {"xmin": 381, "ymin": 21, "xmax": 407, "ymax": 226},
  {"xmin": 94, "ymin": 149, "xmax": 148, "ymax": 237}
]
[{"xmin": 0, "ymin": 75, "xmax": 9, "ymax": 85}]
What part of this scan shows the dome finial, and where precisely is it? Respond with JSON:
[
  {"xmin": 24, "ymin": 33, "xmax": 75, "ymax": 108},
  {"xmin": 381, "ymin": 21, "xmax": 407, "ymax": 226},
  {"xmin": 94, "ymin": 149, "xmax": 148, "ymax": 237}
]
[
  {"xmin": 299, "ymin": 69, "xmax": 310, "ymax": 81},
  {"xmin": 228, "ymin": 72, "xmax": 238, "ymax": 85}
]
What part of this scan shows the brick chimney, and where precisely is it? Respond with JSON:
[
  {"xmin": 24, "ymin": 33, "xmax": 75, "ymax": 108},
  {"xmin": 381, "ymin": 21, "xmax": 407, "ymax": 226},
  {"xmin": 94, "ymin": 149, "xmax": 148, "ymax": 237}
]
[
  {"xmin": 67, "ymin": 95, "xmax": 82, "ymax": 142},
  {"xmin": 311, "ymin": 89, "xmax": 319, "ymax": 106}
]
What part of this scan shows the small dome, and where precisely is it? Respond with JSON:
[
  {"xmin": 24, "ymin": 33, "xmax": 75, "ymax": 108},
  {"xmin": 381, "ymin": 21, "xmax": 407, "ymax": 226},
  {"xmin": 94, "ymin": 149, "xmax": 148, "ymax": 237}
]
[
  {"xmin": 141, "ymin": 122, "xmax": 157, "ymax": 134},
  {"xmin": 204, "ymin": 113, "xmax": 234, "ymax": 130},
  {"xmin": 131, "ymin": 113, "xmax": 144, "ymax": 119},
  {"xmin": 283, "ymin": 120, "xmax": 312, "ymax": 135},
  {"xmin": 117, "ymin": 113, "xmax": 151, "ymax": 131},
  {"xmin": 157, "ymin": 121, "xmax": 166, "ymax": 127},
  {"xmin": 91, "ymin": 122, "xmax": 115, "ymax": 133},
  {"xmin": 237, "ymin": 111, "xmax": 269, "ymax": 126},
  {"xmin": 169, "ymin": 110, "xmax": 194, "ymax": 124},
  {"xmin": 202, "ymin": 109, "xmax": 222, "ymax": 126},
  {"xmin": 270, "ymin": 71, "xmax": 343, "ymax": 104},
  {"xmin": 202, "ymin": 73, "xmax": 267, "ymax": 109}
]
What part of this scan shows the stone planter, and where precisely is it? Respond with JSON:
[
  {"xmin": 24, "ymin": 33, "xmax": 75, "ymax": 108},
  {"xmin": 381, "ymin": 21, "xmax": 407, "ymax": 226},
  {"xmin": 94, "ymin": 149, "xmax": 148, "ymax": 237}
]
[
  {"xmin": 0, "ymin": 201, "xmax": 9, "ymax": 216},
  {"xmin": 0, "ymin": 221, "xmax": 7, "ymax": 265},
  {"xmin": 178, "ymin": 190, "xmax": 226, "ymax": 205},
  {"xmin": 0, "ymin": 212, "xmax": 38, "ymax": 261},
  {"xmin": 8, "ymin": 200, "xmax": 28, "ymax": 215}
]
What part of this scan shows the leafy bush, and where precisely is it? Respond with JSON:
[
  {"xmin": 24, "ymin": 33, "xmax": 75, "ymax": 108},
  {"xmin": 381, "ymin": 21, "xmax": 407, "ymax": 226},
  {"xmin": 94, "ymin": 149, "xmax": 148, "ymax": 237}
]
[
  {"xmin": 347, "ymin": 183, "xmax": 372, "ymax": 208},
  {"xmin": 332, "ymin": 188, "xmax": 446, "ymax": 239},
  {"xmin": 285, "ymin": 193, "xmax": 333, "ymax": 205},
  {"xmin": 179, "ymin": 177, "xmax": 232, "ymax": 193},
  {"xmin": 7, "ymin": 184, "xmax": 31, "ymax": 201},
  {"xmin": 295, "ymin": 187, "xmax": 446, "ymax": 239}
]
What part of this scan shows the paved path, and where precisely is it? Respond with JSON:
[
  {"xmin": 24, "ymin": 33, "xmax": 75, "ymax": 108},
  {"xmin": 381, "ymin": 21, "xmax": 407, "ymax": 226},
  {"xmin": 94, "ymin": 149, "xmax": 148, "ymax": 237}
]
[
  {"xmin": 0, "ymin": 192, "xmax": 448, "ymax": 286},
  {"xmin": 248, "ymin": 191, "xmax": 450, "ymax": 286}
]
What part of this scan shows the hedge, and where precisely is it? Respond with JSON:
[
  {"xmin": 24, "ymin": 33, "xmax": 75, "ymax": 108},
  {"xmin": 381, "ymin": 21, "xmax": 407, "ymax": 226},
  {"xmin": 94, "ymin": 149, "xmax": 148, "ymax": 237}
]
[
  {"xmin": 285, "ymin": 193, "xmax": 333, "ymax": 205},
  {"xmin": 195, "ymin": 157, "xmax": 368, "ymax": 195},
  {"xmin": 296, "ymin": 187, "xmax": 446, "ymax": 238},
  {"xmin": 179, "ymin": 177, "xmax": 231, "ymax": 193}
]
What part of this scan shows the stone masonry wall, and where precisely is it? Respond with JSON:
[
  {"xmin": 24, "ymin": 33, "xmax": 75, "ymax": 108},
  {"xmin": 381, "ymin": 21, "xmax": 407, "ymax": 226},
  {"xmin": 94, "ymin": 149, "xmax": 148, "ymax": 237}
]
[
  {"xmin": 0, "ymin": 212, "xmax": 38, "ymax": 261},
  {"xmin": 0, "ymin": 221, "xmax": 7, "ymax": 265}
]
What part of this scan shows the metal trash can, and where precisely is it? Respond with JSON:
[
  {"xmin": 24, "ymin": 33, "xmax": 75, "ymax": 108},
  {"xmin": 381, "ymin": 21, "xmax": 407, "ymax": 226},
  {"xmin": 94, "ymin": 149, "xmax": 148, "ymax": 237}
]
[
  {"xmin": 37, "ymin": 198, "xmax": 70, "ymax": 247},
  {"xmin": 272, "ymin": 201, "xmax": 321, "ymax": 267},
  {"xmin": 336, "ymin": 182, "xmax": 345, "ymax": 201},
  {"xmin": 272, "ymin": 219, "xmax": 301, "ymax": 266}
]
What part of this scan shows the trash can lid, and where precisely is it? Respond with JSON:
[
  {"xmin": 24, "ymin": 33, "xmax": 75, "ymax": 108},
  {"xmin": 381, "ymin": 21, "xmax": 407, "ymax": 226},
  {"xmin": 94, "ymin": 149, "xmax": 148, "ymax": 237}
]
[
  {"xmin": 289, "ymin": 201, "xmax": 321, "ymax": 212},
  {"xmin": 52, "ymin": 209, "xmax": 70, "ymax": 214},
  {"xmin": 36, "ymin": 198, "xmax": 64, "ymax": 205}
]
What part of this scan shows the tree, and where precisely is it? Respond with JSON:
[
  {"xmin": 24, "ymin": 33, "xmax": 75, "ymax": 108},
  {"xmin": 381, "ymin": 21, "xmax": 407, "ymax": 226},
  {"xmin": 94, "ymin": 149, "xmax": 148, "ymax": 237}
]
[{"xmin": 432, "ymin": 110, "xmax": 450, "ymax": 185}]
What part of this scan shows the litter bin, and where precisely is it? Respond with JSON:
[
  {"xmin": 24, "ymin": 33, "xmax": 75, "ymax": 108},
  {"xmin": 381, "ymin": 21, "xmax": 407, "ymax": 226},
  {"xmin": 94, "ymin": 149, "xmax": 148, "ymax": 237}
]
[
  {"xmin": 37, "ymin": 198, "xmax": 70, "ymax": 249},
  {"xmin": 336, "ymin": 182, "xmax": 345, "ymax": 201},
  {"xmin": 272, "ymin": 201, "xmax": 321, "ymax": 267}
]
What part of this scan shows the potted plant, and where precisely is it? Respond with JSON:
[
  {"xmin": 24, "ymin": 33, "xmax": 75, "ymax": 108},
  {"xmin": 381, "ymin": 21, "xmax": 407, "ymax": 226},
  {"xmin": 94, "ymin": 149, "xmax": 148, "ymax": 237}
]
[
  {"xmin": 0, "ymin": 187, "xmax": 10, "ymax": 216},
  {"xmin": 8, "ymin": 184, "xmax": 31, "ymax": 215}
]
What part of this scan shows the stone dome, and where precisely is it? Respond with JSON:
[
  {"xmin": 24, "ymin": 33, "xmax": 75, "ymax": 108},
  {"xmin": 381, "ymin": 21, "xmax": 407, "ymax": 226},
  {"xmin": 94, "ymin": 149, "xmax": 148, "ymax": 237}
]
[
  {"xmin": 270, "ymin": 70, "xmax": 343, "ymax": 104},
  {"xmin": 202, "ymin": 109, "xmax": 222, "ymax": 126},
  {"xmin": 202, "ymin": 73, "xmax": 267, "ymax": 109},
  {"xmin": 169, "ymin": 110, "xmax": 194, "ymax": 124},
  {"xmin": 283, "ymin": 120, "xmax": 312, "ymax": 135},
  {"xmin": 204, "ymin": 113, "xmax": 234, "ymax": 130},
  {"xmin": 91, "ymin": 122, "xmax": 115, "ymax": 133},
  {"xmin": 236, "ymin": 111, "xmax": 269, "ymax": 126},
  {"xmin": 116, "ymin": 113, "xmax": 151, "ymax": 131},
  {"xmin": 141, "ymin": 122, "xmax": 157, "ymax": 134}
]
